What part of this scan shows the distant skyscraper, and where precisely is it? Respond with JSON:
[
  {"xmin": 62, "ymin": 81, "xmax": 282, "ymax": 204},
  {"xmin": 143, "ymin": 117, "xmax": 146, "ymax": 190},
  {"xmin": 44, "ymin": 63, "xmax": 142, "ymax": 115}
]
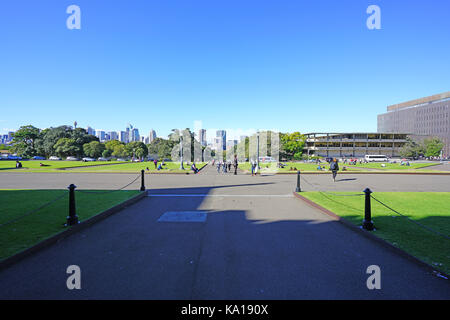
[
  {"xmin": 109, "ymin": 131, "xmax": 119, "ymax": 141},
  {"xmin": 198, "ymin": 129, "xmax": 207, "ymax": 146},
  {"xmin": 96, "ymin": 130, "xmax": 106, "ymax": 142},
  {"xmin": 216, "ymin": 130, "xmax": 226, "ymax": 150},
  {"xmin": 148, "ymin": 129, "xmax": 157, "ymax": 143},
  {"xmin": 131, "ymin": 128, "xmax": 140, "ymax": 142},
  {"xmin": 87, "ymin": 126, "xmax": 95, "ymax": 136},
  {"xmin": 119, "ymin": 131, "xmax": 128, "ymax": 143}
]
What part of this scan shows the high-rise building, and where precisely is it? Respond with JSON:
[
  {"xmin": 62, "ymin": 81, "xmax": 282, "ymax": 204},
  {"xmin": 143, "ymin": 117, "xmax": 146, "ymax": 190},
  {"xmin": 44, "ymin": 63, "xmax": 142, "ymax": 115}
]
[
  {"xmin": 119, "ymin": 131, "xmax": 128, "ymax": 143},
  {"xmin": 149, "ymin": 129, "xmax": 157, "ymax": 143},
  {"xmin": 86, "ymin": 126, "xmax": 95, "ymax": 136},
  {"xmin": 377, "ymin": 91, "xmax": 450, "ymax": 157},
  {"xmin": 198, "ymin": 129, "xmax": 207, "ymax": 146},
  {"xmin": 216, "ymin": 130, "xmax": 226, "ymax": 151},
  {"xmin": 96, "ymin": 130, "xmax": 106, "ymax": 142},
  {"xmin": 131, "ymin": 128, "xmax": 140, "ymax": 142},
  {"xmin": 109, "ymin": 131, "xmax": 119, "ymax": 141}
]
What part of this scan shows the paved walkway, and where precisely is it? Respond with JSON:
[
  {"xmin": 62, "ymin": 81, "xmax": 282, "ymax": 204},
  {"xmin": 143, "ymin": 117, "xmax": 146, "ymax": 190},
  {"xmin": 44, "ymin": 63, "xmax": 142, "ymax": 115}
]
[{"xmin": 0, "ymin": 166, "xmax": 449, "ymax": 299}]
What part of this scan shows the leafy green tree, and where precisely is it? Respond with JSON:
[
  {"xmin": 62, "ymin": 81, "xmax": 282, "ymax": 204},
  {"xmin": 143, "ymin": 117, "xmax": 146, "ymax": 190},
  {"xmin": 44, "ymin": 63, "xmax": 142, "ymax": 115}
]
[
  {"xmin": 83, "ymin": 141, "xmax": 105, "ymax": 158},
  {"xmin": 424, "ymin": 137, "xmax": 443, "ymax": 157},
  {"xmin": 11, "ymin": 125, "xmax": 40, "ymax": 157},
  {"xmin": 112, "ymin": 144, "xmax": 126, "ymax": 158},
  {"xmin": 147, "ymin": 138, "xmax": 175, "ymax": 160},
  {"xmin": 280, "ymin": 132, "xmax": 306, "ymax": 160},
  {"xmin": 54, "ymin": 138, "xmax": 80, "ymax": 158},
  {"xmin": 105, "ymin": 140, "xmax": 123, "ymax": 152},
  {"xmin": 125, "ymin": 141, "xmax": 148, "ymax": 160},
  {"xmin": 102, "ymin": 149, "xmax": 112, "ymax": 158},
  {"xmin": 399, "ymin": 137, "xmax": 424, "ymax": 158}
]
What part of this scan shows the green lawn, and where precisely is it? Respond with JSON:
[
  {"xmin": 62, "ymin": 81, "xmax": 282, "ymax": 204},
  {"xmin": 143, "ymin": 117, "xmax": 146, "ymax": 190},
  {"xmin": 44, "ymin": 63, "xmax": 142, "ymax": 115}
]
[
  {"xmin": 238, "ymin": 161, "xmax": 440, "ymax": 173},
  {"xmin": 0, "ymin": 160, "xmax": 126, "ymax": 172},
  {"xmin": 0, "ymin": 189, "xmax": 140, "ymax": 261},
  {"xmin": 68, "ymin": 161, "xmax": 207, "ymax": 173},
  {"xmin": 300, "ymin": 191, "xmax": 450, "ymax": 275}
]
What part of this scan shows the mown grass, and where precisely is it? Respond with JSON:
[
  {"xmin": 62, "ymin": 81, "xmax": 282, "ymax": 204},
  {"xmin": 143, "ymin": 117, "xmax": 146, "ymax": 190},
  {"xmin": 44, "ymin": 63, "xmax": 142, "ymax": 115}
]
[
  {"xmin": 300, "ymin": 191, "xmax": 450, "ymax": 275},
  {"xmin": 68, "ymin": 162, "xmax": 207, "ymax": 173},
  {"xmin": 0, "ymin": 189, "xmax": 140, "ymax": 260},
  {"xmin": 238, "ymin": 161, "xmax": 440, "ymax": 173},
  {"xmin": 0, "ymin": 160, "xmax": 126, "ymax": 172}
]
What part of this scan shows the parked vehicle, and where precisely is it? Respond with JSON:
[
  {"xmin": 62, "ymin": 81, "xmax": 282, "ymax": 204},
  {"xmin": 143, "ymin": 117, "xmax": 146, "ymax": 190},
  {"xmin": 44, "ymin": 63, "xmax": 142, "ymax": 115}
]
[
  {"xmin": 66, "ymin": 156, "xmax": 80, "ymax": 161},
  {"xmin": 97, "ymin": 157, "xmax": 109, "ymax": 161},
  {"xmin": 82, "ymin": 157, "xmax": 96, "ymax": 162},
  {"xmin": 116, "ymin": 158, "xmax": 127, "ymax": 161},
  {"xmin": 32, "ymin": 156, "xmax": 46, "ymax": 160},
  {"xmin": 364, "ymin": 155, "xmax": 388, "ymax": 162},
  {"xmin": 49, "ymin": 156, "xmax": 61, "ymax": 160},
  {"xmin": 258, "ymin": 156, "xmax": 276, "ymax": 163}
]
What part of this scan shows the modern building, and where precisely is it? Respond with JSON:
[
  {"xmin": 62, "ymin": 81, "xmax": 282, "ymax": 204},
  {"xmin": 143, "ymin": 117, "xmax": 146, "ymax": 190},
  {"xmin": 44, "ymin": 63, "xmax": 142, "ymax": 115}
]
[
  {"xmin": 304, "ymin": 133, "xmax": 409, "ymax": 158},
  {"xmin": 198, "ymin": 129, "xmax": 207, "ymax": 146},
  {"xmin": 130, "ymin": 128, "xmax": 140, "ymax": 142},
  {"xmin": 119, "ymin": 131, "xmax": 128, "ymax": 143},
  {"xmin": 148, "ymin": 130, "xmax": 157, "ymax": 144},
  {"xmin": 378, "ymin": 91, "xmax": 450, "ymax": 157},
  {"xmin": 86, "ymin": 126, "xmax": 95, "ymax": 136},
  {"xmin": 216, "ymin": 130, "xmax": 226, "ymax": 151},
  {"xmin": 108, "ymin": 131, "xmax": 119, "ymax": 141},
  {"xmin": 96, "ymin": 130, "xmax": 106, "ymax": 142}
]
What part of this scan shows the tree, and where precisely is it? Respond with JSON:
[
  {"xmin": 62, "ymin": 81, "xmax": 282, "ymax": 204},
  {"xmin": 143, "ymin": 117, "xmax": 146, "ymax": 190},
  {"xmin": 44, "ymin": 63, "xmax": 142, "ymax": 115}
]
[
  {"xmin": 399, "ymin": 137, "xmax": 424, "ymax": 158},
  {"xmin": 11, "ymin": 125, "xmax": 40, "ymax": 157},
  {"xmin": 83, "ymin": 141, "xmax": 105, "ymax": 158},
  {"xmin": 147, "ymin": 138, "xmax": 175, "ymax": 160},
  {"xmin": 54, "ymin": 138, "xmax": 80, "ymax": 158},
  {"xmin": 280, "ymin": 132, "xmax": 306, "ymax": 160},
  {"xmin": 424, "ymin": 137, "xmax": 443, "ymax": 158},
  {"xmin": 125, "ymin": 141, "xmax": 148, "ymax": 160},
  {"xmin": 112, "ymin": 144, "xmax": 126, "ymax": 158}
]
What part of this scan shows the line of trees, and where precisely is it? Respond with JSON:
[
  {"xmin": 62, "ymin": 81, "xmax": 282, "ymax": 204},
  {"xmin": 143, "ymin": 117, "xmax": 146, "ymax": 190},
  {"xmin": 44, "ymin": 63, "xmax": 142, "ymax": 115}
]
[
  {"xmin": 399, "ymin": 137, "xmax": 444, "ymax": 158},
  {"xmin": 7, "ymin": 125, "xmax": 309, "ymax": 161}
]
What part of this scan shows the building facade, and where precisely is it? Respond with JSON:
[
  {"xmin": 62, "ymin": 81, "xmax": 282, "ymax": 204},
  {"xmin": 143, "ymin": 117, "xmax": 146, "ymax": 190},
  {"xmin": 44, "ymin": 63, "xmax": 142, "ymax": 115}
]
[
  {"xmin": 377, "ymin": 91, "xmax": 450, "ymax": 157},
  {"xmin": 216, "ymin": 130, "xmax": 226, "ymax": 151},
  {"xmin": 305, "ymin": 133, "xmax": 409, "ymax": 158},
  {"xmin": 148, "ymin": 129, "xmax": 157, "ymax": 144},
  {"xmin": 198, "ymin": 129, "xmax": 207, "ymax": 146}
]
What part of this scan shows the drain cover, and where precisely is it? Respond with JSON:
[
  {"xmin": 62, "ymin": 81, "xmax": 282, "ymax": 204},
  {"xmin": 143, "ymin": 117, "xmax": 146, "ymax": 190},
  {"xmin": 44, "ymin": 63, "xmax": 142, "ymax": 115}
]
[{"xmin": 157, "ymin": 211, "xmax": 208, "ymax": 223}]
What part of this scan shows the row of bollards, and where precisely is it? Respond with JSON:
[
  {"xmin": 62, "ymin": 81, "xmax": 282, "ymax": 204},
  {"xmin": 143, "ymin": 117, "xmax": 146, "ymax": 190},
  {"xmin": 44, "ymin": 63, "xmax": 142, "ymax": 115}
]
[
  {"xmin": 295, "ymin": 170, "xmax": 374, "ymax": 231},
  {"xmin": 66, "ymin": 170, "xmax": 146, "ymax": 227}
]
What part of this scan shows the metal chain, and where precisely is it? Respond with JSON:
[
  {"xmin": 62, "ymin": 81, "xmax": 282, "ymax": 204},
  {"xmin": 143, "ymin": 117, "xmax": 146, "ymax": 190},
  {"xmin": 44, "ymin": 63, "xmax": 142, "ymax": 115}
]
[
  {"xmin": 0, "ymin": 192, "xmax": 68, "ymax": 228},
  {"xmin": 76, "ymin": 173, "xmax": 142, "ymax": 195},
  {"xmin": 370, "ymin": 195, "xmax": 450, "ymax": 240}
]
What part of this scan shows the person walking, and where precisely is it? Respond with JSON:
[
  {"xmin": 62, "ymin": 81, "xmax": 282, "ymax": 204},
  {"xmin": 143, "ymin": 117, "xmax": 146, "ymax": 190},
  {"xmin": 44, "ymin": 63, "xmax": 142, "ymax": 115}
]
[
  {"xmin": 330, "ymin": 158, "xmax": 339, "ymax": 182},
  {"xmin": 153, "ymin": 159, "xmax": 158, "ymax": 169},
  {"xmin": 251, "ymin": 158, "xmax": 256, "ymax": 176},
  {"xmin": 233, "ymin": 155, "xmax": 238, "ymax": 175},
  {"xmin": 217, "ymin": 161, "xmax": 221, "ymax": 173}
]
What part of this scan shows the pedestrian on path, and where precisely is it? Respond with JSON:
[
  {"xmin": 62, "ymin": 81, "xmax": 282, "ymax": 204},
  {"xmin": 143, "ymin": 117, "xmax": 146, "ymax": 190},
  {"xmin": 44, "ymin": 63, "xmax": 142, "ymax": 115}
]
[
  {"xmin": 251, "ymin": 159, "xmax": 256, "ymax": 176},
  {"xmin": 330, "ymin": 158, "xmax": 339, "ymax": 182},
  {"xmin": 233, "ymin": 155, "xmax": 238, "ymax": 175},
  {"xmin": 217, "ymin": 161, "xmax": 221, "ymax": 173}
]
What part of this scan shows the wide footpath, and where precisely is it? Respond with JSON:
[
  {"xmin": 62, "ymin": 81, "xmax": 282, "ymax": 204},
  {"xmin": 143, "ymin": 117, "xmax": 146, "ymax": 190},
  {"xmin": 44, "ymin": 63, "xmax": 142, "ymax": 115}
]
[{"xmin": 0, "ymin": 165, "xmax": 449, "ymax": 299}]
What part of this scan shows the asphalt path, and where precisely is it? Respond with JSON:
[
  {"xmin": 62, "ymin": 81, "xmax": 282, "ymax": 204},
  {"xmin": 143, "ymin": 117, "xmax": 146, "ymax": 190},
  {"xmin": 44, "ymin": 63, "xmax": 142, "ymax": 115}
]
[{"xmin": 0, "ymin": 166, "xmax": 449, "ymax": 299}]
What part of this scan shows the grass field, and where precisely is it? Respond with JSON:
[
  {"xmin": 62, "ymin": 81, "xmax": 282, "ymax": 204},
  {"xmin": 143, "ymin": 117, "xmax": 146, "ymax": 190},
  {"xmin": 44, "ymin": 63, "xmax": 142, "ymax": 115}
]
[
  {"xmin": 0, "ymin": 160, "xmax": 126, "ymax": 172},
  {"xmin": 0, "ymin": 189, "xmax": 140, "ymax": 261},
  {"xmin": 238, "ymin": 161, "xmax": 441, "ymax": 173},
  {"xmin": 300, "ymin": 191, "xmax": 450, "ymax": 275},
  {"xmin": 68, "ymin": 161, "xmax": 207, "ymax": 173},
  {"xmin": 0, "ymin": 160, "xmax": 206, "ymax": 173}
]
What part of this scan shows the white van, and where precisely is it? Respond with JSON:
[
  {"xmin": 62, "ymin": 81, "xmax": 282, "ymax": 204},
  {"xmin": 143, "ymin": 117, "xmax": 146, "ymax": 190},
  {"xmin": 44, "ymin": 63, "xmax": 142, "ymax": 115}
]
[
  {"xmin": 258, "ymin": 156, "xmax": 276, "ymax": 163},
  {"xmin": 364, "ymin": 155, "xmax": 388, "ymax": 162}
]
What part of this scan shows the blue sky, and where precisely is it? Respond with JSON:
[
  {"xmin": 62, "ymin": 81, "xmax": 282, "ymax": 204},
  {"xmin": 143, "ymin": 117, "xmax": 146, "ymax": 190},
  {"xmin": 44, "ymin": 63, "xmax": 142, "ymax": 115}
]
[{"xmin": 1, "ymin": 0, "xmax": 449, "ymax": 139}]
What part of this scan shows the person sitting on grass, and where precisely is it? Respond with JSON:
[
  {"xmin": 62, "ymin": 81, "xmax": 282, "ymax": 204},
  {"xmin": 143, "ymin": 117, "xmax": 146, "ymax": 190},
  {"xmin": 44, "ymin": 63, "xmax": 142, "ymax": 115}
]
[
  {"xmin": 317, "ymin": 164, "xmax": 322, "ymax": 170},
  {"xmin": 191, "ymin": 163, "xmax": 199, "ymax": 174},
  {"xmin": 157, "ymin": 163, "xmax": 163, "ymax": 170}
]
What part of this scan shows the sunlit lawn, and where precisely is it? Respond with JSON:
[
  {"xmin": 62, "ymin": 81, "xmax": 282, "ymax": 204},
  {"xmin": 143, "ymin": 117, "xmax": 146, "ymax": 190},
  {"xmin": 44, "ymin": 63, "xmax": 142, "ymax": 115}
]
[
  {"xmin": 0, "ymin": 189, "xmax": 141, "ymax": 260},
  {"xmin": 0, "ymin": 160, "xmax": 126, "ymax": 172},
  {"xmin": 300, "ymin": 191, "xmax": 450, "ymax": 275}
]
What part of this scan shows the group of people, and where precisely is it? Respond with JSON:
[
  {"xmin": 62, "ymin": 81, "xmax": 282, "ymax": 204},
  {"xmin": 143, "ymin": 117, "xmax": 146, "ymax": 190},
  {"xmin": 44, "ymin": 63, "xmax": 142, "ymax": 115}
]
[{"xmin": 214, "ymin": 156, "xmax": 239, "ymax": 175}]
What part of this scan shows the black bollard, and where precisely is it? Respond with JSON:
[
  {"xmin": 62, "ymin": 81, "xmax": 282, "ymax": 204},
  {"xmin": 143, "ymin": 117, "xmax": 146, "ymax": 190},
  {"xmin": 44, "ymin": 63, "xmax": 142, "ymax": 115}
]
[
  {"xmin": 140, "ymin": 170, "xmax": 146, "ymax": 191},
  {"xmin": 66, "ymin": 184, "xmax": 79, "ymax": 226},
  {"xmin": 363, "ymin": 188, "xmax": 374, "ymax": 231},
  {"xmin": 295, "ymin": 171, "xmax": 301, "ymax": 192}
]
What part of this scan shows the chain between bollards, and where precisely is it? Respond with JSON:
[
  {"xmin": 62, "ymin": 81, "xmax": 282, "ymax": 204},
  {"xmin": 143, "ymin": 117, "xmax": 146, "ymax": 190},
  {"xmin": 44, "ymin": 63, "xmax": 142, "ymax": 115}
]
[
  {"xmin": 363, "ymin": 187, "xmax": 374, "ymax": 231},
  {"xmin": 295, "ymin": 171, "xmax": 301, "ymax": 192},
  {"xmin": 66, "ymin": 184, "xmax": 79, "ymax": 226},
  {"xmin": 140, "ymin": 170, "xmax": 146, "ymax": 191}
]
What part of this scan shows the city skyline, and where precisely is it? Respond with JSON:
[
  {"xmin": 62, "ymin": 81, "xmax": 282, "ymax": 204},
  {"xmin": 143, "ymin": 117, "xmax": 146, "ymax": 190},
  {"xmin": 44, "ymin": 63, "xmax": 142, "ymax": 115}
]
[{"xmin": 1, "ymin": 1, "xmax": 449, "ymax": 138}]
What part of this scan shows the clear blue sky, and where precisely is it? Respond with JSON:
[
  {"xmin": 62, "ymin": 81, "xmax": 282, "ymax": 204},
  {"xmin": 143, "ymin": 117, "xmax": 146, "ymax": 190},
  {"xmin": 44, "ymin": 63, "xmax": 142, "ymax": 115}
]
[{"xmin": 1, "ymin": 0, "xmax": 449, "ymax": 139}]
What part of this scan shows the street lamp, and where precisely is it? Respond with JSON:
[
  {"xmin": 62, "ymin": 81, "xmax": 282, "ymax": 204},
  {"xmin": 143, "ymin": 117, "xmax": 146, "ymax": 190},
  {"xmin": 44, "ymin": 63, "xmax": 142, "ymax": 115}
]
[{"xmin": 257, "ymin": 130, "xmax": 260, "ymax": 170}]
